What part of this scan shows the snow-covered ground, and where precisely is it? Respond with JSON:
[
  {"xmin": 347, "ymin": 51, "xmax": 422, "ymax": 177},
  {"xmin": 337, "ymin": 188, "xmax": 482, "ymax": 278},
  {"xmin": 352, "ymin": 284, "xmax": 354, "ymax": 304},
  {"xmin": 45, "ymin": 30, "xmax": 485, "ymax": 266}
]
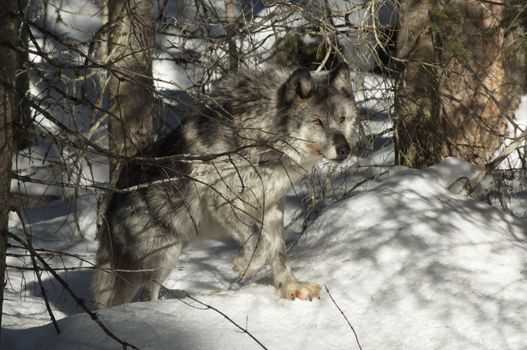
[{"xmin": 4, "ymin": 156, "xmax": 527, "ymax": 349}]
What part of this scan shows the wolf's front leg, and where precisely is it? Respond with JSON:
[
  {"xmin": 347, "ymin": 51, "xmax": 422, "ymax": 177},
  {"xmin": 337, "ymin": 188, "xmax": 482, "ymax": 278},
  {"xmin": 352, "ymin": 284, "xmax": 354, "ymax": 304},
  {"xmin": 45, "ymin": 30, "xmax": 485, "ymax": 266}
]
[
  {"xmin": 266, "ymin": 203, "xmax": 321, "ymax": 301},
  {"xmin": 271, "ymin": 242, "xmax": 321, "ymax": 301}
]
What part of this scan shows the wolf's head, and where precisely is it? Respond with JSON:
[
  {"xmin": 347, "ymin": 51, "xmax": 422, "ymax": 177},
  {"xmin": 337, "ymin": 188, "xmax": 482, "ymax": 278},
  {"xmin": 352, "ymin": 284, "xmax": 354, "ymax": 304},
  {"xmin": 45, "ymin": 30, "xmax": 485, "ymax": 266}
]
[{"xmin": 278, "ymin": 66, "xmax": 359, "ymax": 165}]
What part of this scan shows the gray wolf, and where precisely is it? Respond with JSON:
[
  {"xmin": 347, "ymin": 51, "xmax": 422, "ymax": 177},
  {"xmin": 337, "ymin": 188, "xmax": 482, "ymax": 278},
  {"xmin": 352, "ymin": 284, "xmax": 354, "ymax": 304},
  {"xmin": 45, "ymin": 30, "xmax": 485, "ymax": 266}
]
[{"xmin": 92, "ymin": 66, "xmax": 359, "ymax": 307}]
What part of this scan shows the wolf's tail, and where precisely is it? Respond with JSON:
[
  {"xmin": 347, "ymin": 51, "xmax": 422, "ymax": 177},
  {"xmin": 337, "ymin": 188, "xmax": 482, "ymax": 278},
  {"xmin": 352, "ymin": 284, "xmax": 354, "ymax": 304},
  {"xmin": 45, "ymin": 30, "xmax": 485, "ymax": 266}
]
[
  {"xmin": 92, "ymin": 260, "xmax": 117, "ymax": 307},
  {"xmin": 92, "ymin": 227, "xmax": 140, "ymax": 308}
]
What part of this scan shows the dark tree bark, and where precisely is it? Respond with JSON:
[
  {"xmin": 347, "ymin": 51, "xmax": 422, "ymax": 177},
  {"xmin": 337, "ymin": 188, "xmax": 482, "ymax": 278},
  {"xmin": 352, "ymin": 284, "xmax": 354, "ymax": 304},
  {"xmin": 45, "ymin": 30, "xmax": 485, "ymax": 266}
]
[
  {"xmin": 0, "ymin": 0, "xmax": 17, "ymax": 336},
  {"xmin": 395, "ymin": 0, "xmax": 526, "ymax": 167},
  {"xmin": 13, "ymin": 0, "xmax": 31, "ymax": 150}
]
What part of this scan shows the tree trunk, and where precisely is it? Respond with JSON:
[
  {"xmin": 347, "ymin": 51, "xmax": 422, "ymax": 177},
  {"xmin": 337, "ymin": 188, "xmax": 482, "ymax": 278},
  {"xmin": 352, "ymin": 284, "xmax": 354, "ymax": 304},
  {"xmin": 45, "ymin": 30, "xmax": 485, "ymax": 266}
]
[
  {"xmin": 107, "ymin": 0, "xmax": 155, "ymax": 182},
  {"xmin": 14, "ymin": 0, "xmax": 31, "ymax": 150},
  {"xmin": 224, "ymin": 0, "xmax": 238, "ymax": 70},
  {"xmin": 395, "ymin": 0, "xmax": 526, "ymax": 167},
  {"xmin": 0, "ymin": 0, "xmax": 17, "ymax": 336}
]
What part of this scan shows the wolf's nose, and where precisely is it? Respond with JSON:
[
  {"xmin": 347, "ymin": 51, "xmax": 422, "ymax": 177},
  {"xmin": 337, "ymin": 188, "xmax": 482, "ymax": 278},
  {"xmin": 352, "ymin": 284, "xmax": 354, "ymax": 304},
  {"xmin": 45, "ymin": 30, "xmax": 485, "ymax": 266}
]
[
  {"xmin": 337, "ymin": 143, "xmax": 351, "ymax": 159},
  {"xmin": 333, "ymin": 133, "xmax": 351, "ymax": 160}
]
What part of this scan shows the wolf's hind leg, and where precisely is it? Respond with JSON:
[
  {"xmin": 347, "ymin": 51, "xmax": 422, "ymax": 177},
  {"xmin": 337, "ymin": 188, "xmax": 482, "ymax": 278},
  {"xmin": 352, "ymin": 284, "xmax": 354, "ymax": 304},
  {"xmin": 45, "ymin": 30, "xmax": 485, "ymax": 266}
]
[
  {"xmin": 109, "ymin": 270, "xmax": 143, "ymax": 306},
  {"xmin": 93, "ymin": 224, "xmax": 144, "ymax": 307},
  {"xmin": 139, "ymin": 242, "xmax": 182, "ymax": 302},
  {"xmin": 92, "ymin": 256, "xmax": 143, "ymax": 308}
]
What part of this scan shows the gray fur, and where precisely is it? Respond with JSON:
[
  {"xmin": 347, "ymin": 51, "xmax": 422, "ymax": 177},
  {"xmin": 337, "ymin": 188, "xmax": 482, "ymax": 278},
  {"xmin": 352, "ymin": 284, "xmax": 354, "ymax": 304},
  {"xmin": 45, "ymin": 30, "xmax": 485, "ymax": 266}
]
[{"xmin": 92, "ymin": 66, "xmax": 359, "ymax": 307}]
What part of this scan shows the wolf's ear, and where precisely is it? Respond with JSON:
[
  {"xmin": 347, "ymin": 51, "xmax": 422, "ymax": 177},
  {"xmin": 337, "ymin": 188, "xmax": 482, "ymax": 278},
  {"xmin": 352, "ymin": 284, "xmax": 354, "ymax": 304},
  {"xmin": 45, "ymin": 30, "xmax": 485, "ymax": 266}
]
[
  {"xmin": 330, "ymin": 65, "xmax": 353, "ymax": 97},
  {"xmin": 281, "ymin": 67, "xmax": 314, "ymax": 104}
]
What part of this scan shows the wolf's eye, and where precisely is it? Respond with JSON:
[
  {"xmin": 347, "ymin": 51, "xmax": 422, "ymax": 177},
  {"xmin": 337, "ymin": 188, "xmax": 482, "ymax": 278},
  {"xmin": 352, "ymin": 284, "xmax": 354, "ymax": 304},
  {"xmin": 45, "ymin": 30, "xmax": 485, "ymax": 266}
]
[
  {"xmin": 313, "ymin": 119, "xmax": 323, "ymax": 127},
  {"xmin": 339, "ymin": 117, "xmax": 346, "ymax": 123}
]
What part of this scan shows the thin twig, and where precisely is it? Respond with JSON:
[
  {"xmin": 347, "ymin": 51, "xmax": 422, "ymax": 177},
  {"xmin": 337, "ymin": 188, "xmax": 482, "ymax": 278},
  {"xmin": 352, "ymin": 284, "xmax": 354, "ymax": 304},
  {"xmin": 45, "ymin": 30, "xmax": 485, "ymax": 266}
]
[
  {"xmin": 15, "ymin": 209, "xmax": 60, "ymax": 334},
  {"xmin": 325, "ymin": 285, "xmax": 363, "ymax": 350},
  {"xmin": 450, "ymin": 128, "xmax": 527, "ymax": 196},
  {"xmin": 175, "ymin": 289, "xmax": 269, "ymax": 350}
]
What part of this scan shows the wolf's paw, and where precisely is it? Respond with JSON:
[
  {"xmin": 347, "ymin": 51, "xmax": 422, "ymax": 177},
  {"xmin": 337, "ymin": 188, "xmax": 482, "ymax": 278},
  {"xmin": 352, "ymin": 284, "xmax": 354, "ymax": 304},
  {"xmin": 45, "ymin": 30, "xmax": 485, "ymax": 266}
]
[{"xmin": 278, "ymin": 281, "xmax": 321, "ymax": 301}]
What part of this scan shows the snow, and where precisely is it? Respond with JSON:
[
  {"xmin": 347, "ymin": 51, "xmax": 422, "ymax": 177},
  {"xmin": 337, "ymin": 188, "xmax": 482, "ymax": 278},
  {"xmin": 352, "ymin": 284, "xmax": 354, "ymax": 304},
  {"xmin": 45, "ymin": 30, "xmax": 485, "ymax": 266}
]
[
  {"xmin": 4, "ymin": 157, "xmax": 527, "ymax": 349},
  {"xmin": 500, "ymin": 95, "xmax": 527, "ymax": 169},
  {"xmin": 35, "ymin": 0, "xmax": 102, "ymax": 42}
]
